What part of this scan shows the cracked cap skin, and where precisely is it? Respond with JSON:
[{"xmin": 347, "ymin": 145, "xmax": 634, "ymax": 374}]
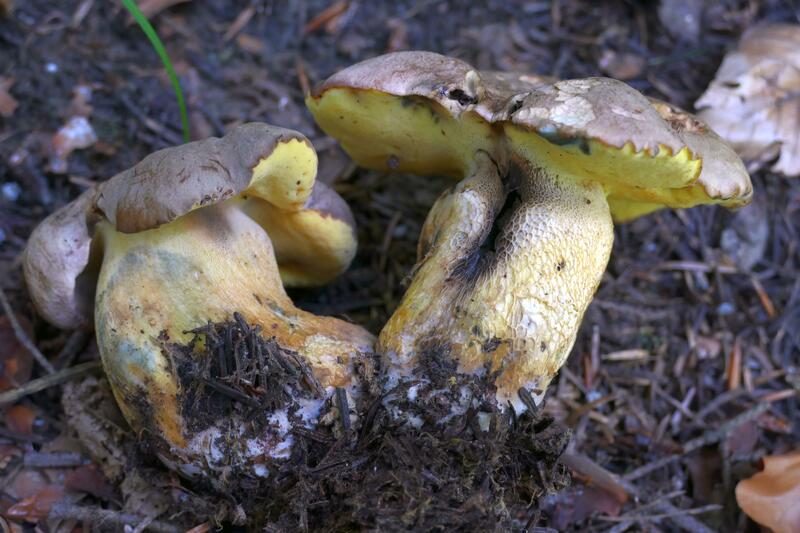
[
  {"xmin": 308, "ymin": 51, "xmax": 752, "ymax": 412},
  {"xmin": 23, "ymin": 123, "xmax": 373, "ymax": 485}
]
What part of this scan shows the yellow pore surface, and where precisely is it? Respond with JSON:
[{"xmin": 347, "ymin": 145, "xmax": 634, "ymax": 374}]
[
  {"xmin": 309, "ymin": 88, "xmax": 719, "ymax": 222},
  {"xmin": 243, "ymin": 199, "xmax": 356, "ymax": 287},
  {"xmin": 245, "ymin": 138, "xmax": 317, "ymax": 211}
]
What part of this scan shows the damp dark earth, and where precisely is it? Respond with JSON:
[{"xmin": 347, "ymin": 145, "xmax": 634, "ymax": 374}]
[{"xmin": 1, "ymin": 1, "xmax": 800, "ymax": 532}]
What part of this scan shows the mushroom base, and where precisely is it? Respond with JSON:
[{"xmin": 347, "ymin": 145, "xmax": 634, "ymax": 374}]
[
  {"xmin": 92, "ymin": 200, "xmax": 372, "ymax": 488},
  {"xmin": 149, "ymin": 314, "xmax": 338, "ymax": 492},
  {"xmin": 258, "ymin": 346, "xmax": 571, "ymax": 530}
]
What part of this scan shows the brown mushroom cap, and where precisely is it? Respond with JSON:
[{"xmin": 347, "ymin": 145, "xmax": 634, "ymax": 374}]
[
  {"xmin": 24, "ymin": 123, "xmax": 357, "ymax": 330},
  {"xmin": 309, "ymin": 51, "xmax": 752, "ymax": 221},
  {"xmin": 23, "ymin": 189, "xmax": 95, "ymax": 329}
]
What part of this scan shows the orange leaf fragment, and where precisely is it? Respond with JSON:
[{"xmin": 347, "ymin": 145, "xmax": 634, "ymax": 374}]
[
  {"xmin": 4, "ymin": 485, "xmax": 64, "ymax": 523},
  {"xmin": 736, "ymin": 451, "xmax": 800, "ymax": 533}
]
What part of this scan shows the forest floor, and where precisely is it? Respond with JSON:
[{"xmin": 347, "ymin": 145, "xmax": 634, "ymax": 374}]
[{"xmin": 1, "ymin": 1, "xmax": 799, "ymax": 531}]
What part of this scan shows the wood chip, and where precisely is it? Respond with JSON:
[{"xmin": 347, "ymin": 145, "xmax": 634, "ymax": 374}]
[
  {"xmin": 602, "ymin": 349, "xmax": 649, "ymax": 362},
  {"xmin": 0, "ymin": 76, "xmax": 18, "ymax": 118}
]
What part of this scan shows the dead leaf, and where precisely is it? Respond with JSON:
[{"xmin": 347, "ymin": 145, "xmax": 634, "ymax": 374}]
[
  {"xmin": 0, "ymin": 444, "xmax": 22, "ymax": 469},
  {"xmin": 65, "ymin": 84, "xmax": 93, "ymax": 118},
  {"xmin": 65, "ymin": 464, "xmax": 118, "ymax": 502},
  {"xmin": 546, "ymin": 484, "xmax": 625, "ymax": 529},
  {"xmin": 4, "ymin": 405, "xmax": 36, "ymax": 435},
  {"xmin": 235, "ymin": 33, "xmax": 263, "ymax": 54},
  {"xmin": 0, "ymin": 315, "xmax": 33, "ymax": 393},
  {"xmin": 658, "ymin": 0, "xmax": 703, "ymax": 43},
  {"xmin": 49, "ymin": 116, "xmax": 98, "ymax": 174},
  {"xmin": 304, "ymin": 1, "xmax": 348, "ymax": 34},
  {"xmin": 4, "ymin": 485, "xmax": 64, "ymax": 523},
  {"xmin": 223, "ymin": 5, "xmax": 255, "ymax": 42},
  {"xmin": 696, "ymin": 24, "xmax": 800, "ymax": 177},
  {"xmin": 0, "ymin": 77, "xmax": 18, "ymax": 118},
  {"xmin": 686, "ymin": 448, "xmax": 722, "ymax": 502},
  {"xmin": 0, "ymin": 0, "xmax": 13, "ymax": 17},
  {"xmin": 757, "ymin": 412, "xmax": 793, "ymax": 434},
  {"xmin": 598, "ymin": 50, "xmax": 645, "ymax": 80},
  {"xmin": 726, "ymin": 421, "xmax": 759, "ymax": 456},
  {"xmin": 133, "ymin": 0, "xmax": 190, "ymax": 20},
  {"xmin": 720, "ymin": 200, "xmax": 768, "ymax": 272},
  {"xmin": 386, "ymin": 18, "xmax": 409, "ymax": 52},
  {"xmin": 736, "ymin": 451, "xmax": 800, "ymax": 533}
]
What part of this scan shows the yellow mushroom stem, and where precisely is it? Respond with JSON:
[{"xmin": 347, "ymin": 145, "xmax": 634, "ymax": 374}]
[
  {"xmin": 93, "ymin": 197, "xmax": 372, "ymax": 479},
  {"xmin": 378, "ymin": 152, "xmax": 613, "ymax": 411}
]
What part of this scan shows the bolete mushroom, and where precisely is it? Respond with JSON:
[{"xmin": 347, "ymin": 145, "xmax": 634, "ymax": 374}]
[
  {"xmin": 308, "ymin": 52, "xmax": 752, "ymax": 411},
  {"xmin": 23, "ymin": 123, "xmax": 373, "ymax": 486}
]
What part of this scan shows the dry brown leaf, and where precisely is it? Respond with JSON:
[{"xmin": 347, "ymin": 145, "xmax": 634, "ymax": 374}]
[
  {"xmin": 0, "ymin": 0, "xmax": 11, "ymax": 18},
  {"xmin": 546, "ymin": 485, "xmax": 625, "ymax": 529},
  {"xmin": 598, "ymin": 50, "xmax": 645, "ymax": 80},
  {"xmin": 304, "ymin": 0, "xmax": 348, "ymax": 34},
  {"xmin": 134, "ymin": 0, "xmax": 190, "ymax": 20},
  {"xmin": 4, "ymin": 405, "xmax": 36, "ymax": 435},
  {"xmin": 696, "ymin": 24, "xmax": 800, "ymax": 177},
  {"xmin": 0, "ymin": 315, "xmax": 33, "ymax": 392},
  {"xmin": 736, "ymin": 451, "xmax": 800, "ymax": 533},
  {"xmin": 64, "ymin": 465, "xmax": 118, "ymax": 502},
  {"xmin": 49, "ymin": 116, "xmax": 98, "ymax": 174},
  {"xmin": 4, "ymin": 485, "xmax": 64, "ymax": 523},
  {"xmin": 0, "ymin": 77, "xmax": 18, "ymax": 118}
]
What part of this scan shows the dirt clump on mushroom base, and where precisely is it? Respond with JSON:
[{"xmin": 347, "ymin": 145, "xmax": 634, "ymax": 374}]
[
  {"xmin": 66, "ymin": 314, "xmax": 571, "ymax": 529},
  {"xmin": 266, "ymin": 342, "xmax": 571, "ymax": 531},
  {"xmin": 148, "ymin": 312, "xmax": 344, "ymax": 505},
  {"xmin": 167, "ymin": 312, "xmax": 325, "ymax": 436}
]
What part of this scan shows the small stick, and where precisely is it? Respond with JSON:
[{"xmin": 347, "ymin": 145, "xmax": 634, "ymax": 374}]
[
  {"xmin": 54, "ymin": 330, "xmax": 91, "ymax": 369},
  {"xmin": 0, "ymin": 360, "xmax": 102, "ymax": 407},
  {"xmin": 624, "ymin": 402, "xmax": 770, "ymax": 482},
  {"xmin": 0, "ymin": 286, "xmax": 56, "ymax": 374},
  {"xmin": 563, "ymin": 452, "xmax": 717, "ymax": 533},
  {"xmin": 49, "ymin": 502, "xmax": 181, "ymax": 533},
  {"xmin": 561, "ymin": 452, "xmax": 628, "ymax": 503},
  {"xmin": 24, "ymin": 451, "xmax": 85, "ymax": 468},
  {"xmin": 0, "ymin": 426, "xmax": 46, "ymax": 444},
  {"xmin": 336, "ymin": 387, "xmax": 351, "ymax": 432}
]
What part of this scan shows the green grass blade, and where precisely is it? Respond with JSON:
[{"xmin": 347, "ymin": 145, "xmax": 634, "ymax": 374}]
[{"xmin": 120, "ymin": 0, "xmax": 190, "ymax": 142}]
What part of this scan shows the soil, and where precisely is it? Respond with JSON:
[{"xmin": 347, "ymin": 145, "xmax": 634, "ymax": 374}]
[{"xmin": 1, "ymin": 1, "xmax": 799, "ymax": 531}]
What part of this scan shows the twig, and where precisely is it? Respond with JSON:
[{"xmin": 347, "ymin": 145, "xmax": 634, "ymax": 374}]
[
  {"xmin": 561, "ymin": 452, "xmax": 628, "ymax": 503},
  {"xmin": 624, "ymin": 402, "xmax": 770, "ymax": 482},
  {"xmin": 24, "ymin": 451, "xmax": 86, "ymax": 468},
  {"xmin": 0, "ymin": 286, "xmax": 56, "ymax": 374},
  {"xmin": 600, "ymin": 502, "xmax": 721, "ymax": 526},
  {"xmin": 566, "ymin": 454, "xmax": 717, "ymax": 533},
  {"xmin": 651, "ymin": 502, "xmax": 719, "ymax": 533},
  {"xmin": 54, "ymin": 330, "xmax": 91, "ymax": 369},
  {"xmin": 49, "ymin": 502, "xmax": 181, "ymax": 533},
  {"xmin": 336, "ymin": 387, "xmax": 351, "ymax": 432},
  {"xmin": 0, "ymin": 426, "xmax": 46, "ymax": 444},
  {"xmin": 0, "ymin": 360, "xmax": 102, "ymax": 407}
]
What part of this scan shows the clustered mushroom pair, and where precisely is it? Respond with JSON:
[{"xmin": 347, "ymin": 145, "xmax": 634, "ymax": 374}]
[{"xmin": 24, "ymin": 52, "xmax": 752, "ymax": 489}]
